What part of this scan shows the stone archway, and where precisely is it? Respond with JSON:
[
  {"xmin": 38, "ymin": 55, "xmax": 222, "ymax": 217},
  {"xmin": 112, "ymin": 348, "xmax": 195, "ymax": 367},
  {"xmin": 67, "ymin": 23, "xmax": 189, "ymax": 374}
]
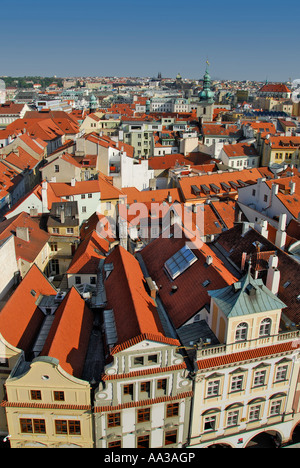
[
  {"xmin": 206, "ymin": 443, "xmax": 232, "ymax": 448},
  {"xmin": 245, "ymin": 430, "xmax": 282, "ymax": 448}
]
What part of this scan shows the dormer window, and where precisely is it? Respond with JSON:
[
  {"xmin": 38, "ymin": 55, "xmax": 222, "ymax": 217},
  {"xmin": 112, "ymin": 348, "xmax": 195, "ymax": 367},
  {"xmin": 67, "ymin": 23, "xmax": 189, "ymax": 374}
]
[{"xmin": 235, "ymin": 322, "xmax": 248, "ymax": 342}]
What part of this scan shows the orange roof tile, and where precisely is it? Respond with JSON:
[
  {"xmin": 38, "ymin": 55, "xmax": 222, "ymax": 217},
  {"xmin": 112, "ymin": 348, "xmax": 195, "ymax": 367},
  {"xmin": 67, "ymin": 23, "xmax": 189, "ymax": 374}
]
[
  {"xmin": 67, "ymin": 231, "xmax": 106, "ymax": 275},
  {"xmin": 41, "ymin": 287, "xmax": 94, "ymax": 378},
  {"xmin": 0, "ymin": 264, "xmax": 57, "ymax": 351},
  {"xmin": 140, "ymin": 224, "xmax": 237, "ymax": 328},
  {"xmin": 104, "ymin": 246, "xmax": 166, "ymax": 346}
]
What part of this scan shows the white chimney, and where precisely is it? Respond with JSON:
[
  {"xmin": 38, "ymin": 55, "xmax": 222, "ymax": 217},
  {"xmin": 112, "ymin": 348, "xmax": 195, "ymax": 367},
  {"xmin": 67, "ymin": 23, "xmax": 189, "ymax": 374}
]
[
  {"xmin": 289, "ymin": 181, "xmax": 296, "ymax": 195},
  {"xmin": 271, "ymin": 183, "xmax": 279, "ymax": 199},
  {"xmin": 268, "ymin": 254, "xmax": 278, "ymax": 269},
  {"xmin": 16, "ymin": 226, "xmax": 30, "ymax": 242},
  {"xmin": 275, "ymin": 213, "xmax": 287, "ymax": 250},
  {"xmin": 42, "ymin": 181, "xmax": 48, "ymax": 212},
  {"xmin": 71, "ymin": 178, "xmax": 76, "ymax": 186},
  {"xmin": 266, "ymin": 267, "xmax": 280, "ymax": 295},
  {"xmin": 278, "ymin": 213, "xmax": 287, "ymax": 232},
  {"xmin": 255, "ymin": 219, "xmax": 268, "ymax": 239},
  {"xmin": 206, "ymin": 255, "xmax": 213, "ymax": 266}
]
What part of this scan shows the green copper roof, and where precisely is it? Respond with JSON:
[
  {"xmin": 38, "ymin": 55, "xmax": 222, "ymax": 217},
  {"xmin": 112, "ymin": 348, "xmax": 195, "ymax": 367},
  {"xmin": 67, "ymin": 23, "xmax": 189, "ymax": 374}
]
[{"xmin": 208, "ymin": 271, "xmax": 286, "ymax": 318}]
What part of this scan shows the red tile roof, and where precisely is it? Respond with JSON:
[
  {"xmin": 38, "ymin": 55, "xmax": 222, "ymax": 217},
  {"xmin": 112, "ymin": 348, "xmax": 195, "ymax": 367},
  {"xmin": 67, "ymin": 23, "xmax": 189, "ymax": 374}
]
[
  {"xmin": 104, "ymin": 246, "xmax": 167, "ymax": 347},
  {"xmin": 94, "ymin": 391, "xmax": 193, "ymax": 412},
  {"xmin": 178, "ymin": 168, "xmax": 262, "ymax": 202},
  {"xmin": 49, "ymin": 178, "xmax": 125, "ymax": 200},
  {"xmin": 41, "ymin": 287, "xmax": 94, "ymax": 378},
  {"xmin": 0, "ymin": 211, "xmax": 50, "ymax": 263},
  {"xmin": 222, "ymin": 142, "xmax": 259, "ymax": 158},
  {"xmin": 0, "ymin": 264, "xmax": 57, "ymax": 351},
  {"xmin": 67, "ymin": 231, "xmax": 106, "ymax": 275},
  {"xmin": 259, "ymin": 83, "xmax": 291, "ymax": 94},
  {"xmin": 140, "ymin": 224, "xmax": 237, "ymax": 328}
]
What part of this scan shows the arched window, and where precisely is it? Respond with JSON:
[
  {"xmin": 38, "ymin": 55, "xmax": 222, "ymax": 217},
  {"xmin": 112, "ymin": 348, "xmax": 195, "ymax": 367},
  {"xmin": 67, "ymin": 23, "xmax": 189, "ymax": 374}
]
[
  {"xmin": 235, "ymin": 322, "xmax": 248, "ymax": 342},
  {"xmin": 259, "ymin": 318, "xmax": 272, "ymax": 337}
]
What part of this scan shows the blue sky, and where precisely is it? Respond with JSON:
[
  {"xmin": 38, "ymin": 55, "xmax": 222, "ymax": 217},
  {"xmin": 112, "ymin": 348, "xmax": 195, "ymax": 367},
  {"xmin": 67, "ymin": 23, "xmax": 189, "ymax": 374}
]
[{"xmin": 1, "ymin": 0, "xmax": 299, "ymax": 82}]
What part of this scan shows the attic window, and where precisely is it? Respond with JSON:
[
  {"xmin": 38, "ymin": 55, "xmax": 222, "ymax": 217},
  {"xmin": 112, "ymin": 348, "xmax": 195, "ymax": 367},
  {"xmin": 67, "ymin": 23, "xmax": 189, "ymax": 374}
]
[
  {"xmin": 283, "ymin": 281, "xmax": 291, "ymax": 288},
  {"xmin": 202, "ymin": 280, "xmax": 211, "ymax": 287},
  {"xmin": 164, "ymin": 245, "xmax": 197, "ymax": 280},
  {"xmin": 31, "ymin": 289, "xmax": 36, "ymax": 297}
]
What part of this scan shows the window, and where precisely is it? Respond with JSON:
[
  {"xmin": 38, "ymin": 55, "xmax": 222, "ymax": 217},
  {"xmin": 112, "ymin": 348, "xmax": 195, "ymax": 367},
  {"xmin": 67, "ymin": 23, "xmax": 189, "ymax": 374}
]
[
  {"xmin": 75, "ymin": 276, "xmax": 81, "ymax": 285},
  {"xmin": 55, "ymin": 420, "xmax": 81, "ymax": 435},
  {"xmin": 164, "ymin": 245, "xmax": 197, "ymax": 280},
  {"xmin": 0, "ymin": 358, "xmax": 8, "ymax": 368},
  {"xmin": 137, "ymin": 435, "xmax": 150, "ymax": 448},
  {"xmin": 82, "ymin": 206, "xmax": 87, "ymax": 213},
  {"xmin": 108, "ymin": 440, "xmax": 121, "ymax": 448},
  {"xmin": 259, "ymin": 318, "xmax": 271, "ymax": 337},
  {"xmin": 253, "ymin": 370, "xmax": 266, "ymax": 387},
  {"xmin": 123, "ymin": 384, "xmax": 134, "ymax": 397},
  {"xmin": 148, "ymin": 354, "xmax": 158, "ymax": 364},
  {"xmin": 53, "ymin": 391, "xmax": 65, "ymax": 401},
  {"xmin": 235, "ymin": 322, "xmax": 248, "ymax": 342},
  {"xmin": 30, "ymin": 390, "xmax": 42, "ymax": 400},
  {"xmin": 54, "ymin": 165, "xmax": 59, "ymax": 173},
  {"xmin": 88, "ymin": 193, "xmax": 92, "ymax": 198},
  {"xmin": 270, "ymin": 400, "xmax": 281, "ymax": 416},
  {"xmin": 204, "ymin": 415, "xmax": 216, "ymax": 431},
  {"xmin": 134, "ymin": 356, "xmax": 144, "ymax": 366},
  {"xmin": 137, "ymin": 408, "xmax": 150, "ymax": 423},
  {"xmin": 52, "ymin": 227, "xmax": 59, "ymax": 234},
  {"xmin": 106, "ymin": 202, "xmax": 112, "ymax": 211},
  {"xmin": 81, "ymin": 194, "xmax": 85, "ymax": 199},
  {"xmin": 252, "ymin": 189, "xmax": 256, "ymax": 196},
  {"xmin": 227, "ymin": 410, "xmax": 239, "ymax": 427},
  {"xmin": 140, "ymin": 381, "xmax": 150, "ymax": 393},
  {"xmin": 166, "ymin": 403, "xmax": 179, "ymax": 417},
  {"xmin": 207, "ymin": 380, "xmax": 220, "ymax": 397},
  {"xmin": 107, "ymin": 412, "xmax": 121, "ymax": 427},
  {"xmin": 50, "ymin": 243, "xmax": 58, "ymax": 252},
  {"xmin": 165, "ymin": 430, "xmax": 177, "ymax": 446},
  {"xmin": 157, "ymin": 379, "xmax": 167, "ymax": 392},
  {"xmin": 67, "ymin": 228, "xmax": 74, "ymax": 234},
  {"xmin": 275, "ymin": 365, "xmax": 288, "ymax": 382},
  {"xmin": 264, "ymin": 194, "xmax": 268, "ymax": 203},
  {"xmin": 90, "ymin": 276, "xmax": 96, "ymax": 285},
  {"xmin": 230, "ymin": 375, "xmax": 243, "ymax": 392},
  {"xmin": 249, "ymin": 405, "xmax": 261, "ymax": 421},
  {"xmin": 20, "ymin": 418, "xmax": 46, "ymax": 434}
]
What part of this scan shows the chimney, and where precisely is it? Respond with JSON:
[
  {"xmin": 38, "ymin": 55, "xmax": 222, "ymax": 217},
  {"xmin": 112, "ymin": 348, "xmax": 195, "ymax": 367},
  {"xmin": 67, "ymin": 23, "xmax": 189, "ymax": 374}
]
[
  {"xmin": 167, "ymin": 191, "xmax": 172, "ymax": 203},
  {"xmin": 271, "ymin": 183, "xmax": 279, "ymax": 199},
  {"xmin": 42, "ymin": 181, "xmax": 48, "ymax": 212},
  {"xmin": 275, "ymin": 213, "xmax": 287, "ymax": 250},
  {"xmin": 206, "ymin": 255, "xmax": 213, "ymax": 266},
  {"xmin": 266, "ymin": 266, "xmax": 280, "ymax": 295},
  {"xmin": 145, "ymin": 277, "xmax": 158, "ymax": 299},
  {"xmin": 254, "ymin": 219, "xmax": 268, "ymax": 239},
  {"xmin": 241, "ymin": 252, "xmax": 247, "ymax": 271},
  {"xmin": 71, "ymin": 178, "xmax": 76, "ymax": 187},
  {"xmin": 289, "ymin": 181, "xmax": 296, "ymax": 195},
  {"xmin": 16, "ymin": 226, "xmax": 30, "ymax": 242},
  {"xmin": 60, "ymin": 205, "xmax": 65, "ymax": 224}
]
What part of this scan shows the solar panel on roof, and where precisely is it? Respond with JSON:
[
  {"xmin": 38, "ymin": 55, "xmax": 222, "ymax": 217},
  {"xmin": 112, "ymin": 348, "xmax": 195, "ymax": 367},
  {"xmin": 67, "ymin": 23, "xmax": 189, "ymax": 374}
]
[{"xmin": 164, "ymin": 245, "xmax": 197, "ymax": 280}]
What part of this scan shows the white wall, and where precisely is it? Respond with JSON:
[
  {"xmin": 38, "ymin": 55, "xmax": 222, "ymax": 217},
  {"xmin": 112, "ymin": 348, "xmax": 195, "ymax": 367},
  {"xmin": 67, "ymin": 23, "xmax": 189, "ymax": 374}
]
[{"xmin": 0, "ymin": 236, "xmax": 18, "ymax": 300}]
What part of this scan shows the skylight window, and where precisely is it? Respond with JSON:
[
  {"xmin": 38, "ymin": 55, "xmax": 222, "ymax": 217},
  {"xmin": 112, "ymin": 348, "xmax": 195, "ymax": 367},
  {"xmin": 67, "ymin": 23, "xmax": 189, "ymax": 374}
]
[{"xmin": 164, "ymin": 245, "xmax": 197, "ymax": 280}]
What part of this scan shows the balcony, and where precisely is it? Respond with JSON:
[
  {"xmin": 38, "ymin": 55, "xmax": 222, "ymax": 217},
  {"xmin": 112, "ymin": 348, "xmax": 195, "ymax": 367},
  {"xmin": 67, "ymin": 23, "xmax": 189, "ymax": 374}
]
[{"xmin": 196, "ymin": 329, "xmax": 300, "ymax": 359}]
